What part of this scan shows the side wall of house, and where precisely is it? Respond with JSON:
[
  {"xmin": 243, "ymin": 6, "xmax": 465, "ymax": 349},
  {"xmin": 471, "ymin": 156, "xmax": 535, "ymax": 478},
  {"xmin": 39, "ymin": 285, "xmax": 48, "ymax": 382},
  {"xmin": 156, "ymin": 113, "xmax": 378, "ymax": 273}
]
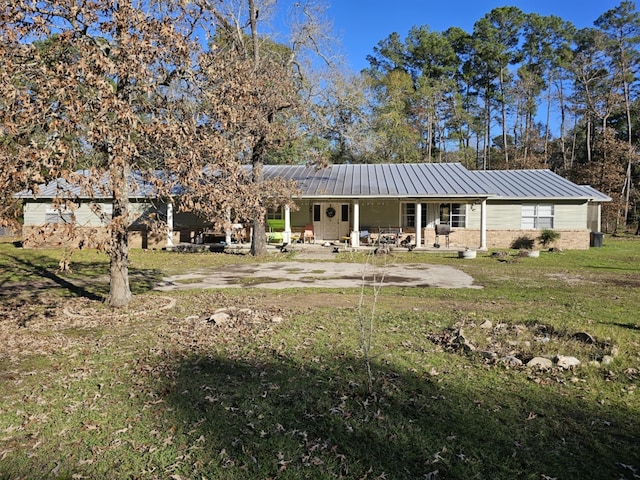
[
  {"xmin": 22, "ymin": 199, "xmax": 172, "ymax": 249},
  {"xmin": 432, "ymin": 200, "xmax": 591, "ymax": 249}
]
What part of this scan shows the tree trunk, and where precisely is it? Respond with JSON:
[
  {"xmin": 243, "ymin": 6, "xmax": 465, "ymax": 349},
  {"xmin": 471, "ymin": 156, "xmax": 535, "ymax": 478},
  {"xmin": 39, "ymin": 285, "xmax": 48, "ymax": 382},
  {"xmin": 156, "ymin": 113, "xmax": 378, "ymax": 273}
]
[
  {"xmin": 250, "ymin": 136, "xmax": 268, "ymax": 256},
  {"xmin": 544, "ymin": 78, "xmax": 552, "ymax": 163},
  {"xmin": 622, "ymin": 77, "xmax": 633, "ymax": 226},
  {"xmin": 499, "ymin": 68, "xmax": 509, "ymax": 168},
  {"xmin": 586, "ymin": 116, "xmax": 592, "ymax": 164},
  {"xmin": 558, "ymin": 80, "xmax": 568, "ymax": 171},
  {"xmin": 106, "ymin": 0, "xmax": 132, "ymax": 308},
  {"xmin": 107, "ymin": 157, "xmax": 132, "ymax": 307}
]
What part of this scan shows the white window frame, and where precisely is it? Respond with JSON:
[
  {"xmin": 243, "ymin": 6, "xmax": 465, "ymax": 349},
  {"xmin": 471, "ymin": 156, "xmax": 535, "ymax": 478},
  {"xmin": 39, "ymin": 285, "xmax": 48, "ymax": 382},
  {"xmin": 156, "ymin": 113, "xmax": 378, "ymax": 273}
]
[
  {"xmin": 439, "ymin": 203, "xmax": 466, "ymax": 228},
  {"xmin": 401, "ymin": 202, "xmax": 428, "ymax": 229},
  {"xmin": 45, "ymin": 206, "xmax": 74, "ymax": 225},
  {"xmin": 266, "ymin": 207, "xmax": 283, "ymax": 220},
  {"xmin": 522, "ymin": 204, "xmax": 554, "ymax": 229}
]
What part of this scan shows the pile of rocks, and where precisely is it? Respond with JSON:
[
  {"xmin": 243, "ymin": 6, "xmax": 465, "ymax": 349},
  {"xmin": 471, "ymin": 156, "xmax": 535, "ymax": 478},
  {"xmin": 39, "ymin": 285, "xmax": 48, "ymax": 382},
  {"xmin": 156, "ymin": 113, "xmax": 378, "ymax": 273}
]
[{"xmin": 427, "ymin": 322, "xmax": 619, "ymax": 371}]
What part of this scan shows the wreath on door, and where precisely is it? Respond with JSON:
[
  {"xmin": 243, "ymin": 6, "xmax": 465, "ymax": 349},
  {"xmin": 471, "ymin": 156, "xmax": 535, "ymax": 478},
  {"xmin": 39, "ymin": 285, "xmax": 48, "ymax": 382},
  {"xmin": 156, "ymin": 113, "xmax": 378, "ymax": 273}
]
[{"xmin": 325, "ymin": 206, "xmax": 336, "ymax": 218}]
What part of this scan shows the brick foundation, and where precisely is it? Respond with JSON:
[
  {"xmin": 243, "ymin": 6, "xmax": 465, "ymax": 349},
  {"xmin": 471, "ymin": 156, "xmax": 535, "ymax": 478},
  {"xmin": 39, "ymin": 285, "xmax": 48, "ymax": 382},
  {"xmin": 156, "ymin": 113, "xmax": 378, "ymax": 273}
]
[{"xmin": 421, "ymin": 229, "xmax": 591, "ymax": 250}]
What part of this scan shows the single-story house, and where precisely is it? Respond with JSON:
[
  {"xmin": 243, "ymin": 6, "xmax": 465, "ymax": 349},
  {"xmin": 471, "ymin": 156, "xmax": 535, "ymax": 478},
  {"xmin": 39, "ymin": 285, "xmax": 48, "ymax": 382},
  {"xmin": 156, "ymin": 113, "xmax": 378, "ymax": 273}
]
[{"xmin": 16, "ymin": 163, "xmax": 610, "ymax": 250}]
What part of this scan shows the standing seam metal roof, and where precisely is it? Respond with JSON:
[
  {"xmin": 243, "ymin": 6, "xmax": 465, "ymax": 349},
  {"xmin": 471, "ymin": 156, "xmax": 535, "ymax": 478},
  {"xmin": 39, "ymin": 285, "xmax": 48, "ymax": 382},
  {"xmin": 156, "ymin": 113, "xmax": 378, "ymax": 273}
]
[
  {"xmin": 264, "ymin": 163, "xmax": 491, "ymax": 197},
  {"xmin": 15, "ymin": 163, "xmax": 610, "ymax": 202},
  {"xmin": 470, "ymin": 169, "xmax": 609, "ymax": 200}
]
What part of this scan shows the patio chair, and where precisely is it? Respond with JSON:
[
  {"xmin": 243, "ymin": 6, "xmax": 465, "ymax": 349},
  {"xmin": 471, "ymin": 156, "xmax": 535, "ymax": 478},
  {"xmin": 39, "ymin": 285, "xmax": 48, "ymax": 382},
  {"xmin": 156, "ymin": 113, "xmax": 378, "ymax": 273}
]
[{"xmin": 303, "ymin": 224, "xmax": 315, "ymax": 243}]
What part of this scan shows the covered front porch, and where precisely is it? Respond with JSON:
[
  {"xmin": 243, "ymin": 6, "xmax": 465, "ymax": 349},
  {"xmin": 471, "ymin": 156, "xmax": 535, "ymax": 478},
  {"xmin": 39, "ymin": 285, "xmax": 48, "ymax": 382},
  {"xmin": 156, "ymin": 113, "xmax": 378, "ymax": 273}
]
[{"xmin": 274, "ymin": 198, "xmax": 489, "ymax": 251}]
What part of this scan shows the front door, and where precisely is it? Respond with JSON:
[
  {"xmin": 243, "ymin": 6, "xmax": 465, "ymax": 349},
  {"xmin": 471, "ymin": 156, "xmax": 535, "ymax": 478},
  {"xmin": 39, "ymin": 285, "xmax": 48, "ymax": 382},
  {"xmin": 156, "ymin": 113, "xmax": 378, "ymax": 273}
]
[{"xmin": 314, "ymin": 203, "xmax": 349, "ymax": 241}]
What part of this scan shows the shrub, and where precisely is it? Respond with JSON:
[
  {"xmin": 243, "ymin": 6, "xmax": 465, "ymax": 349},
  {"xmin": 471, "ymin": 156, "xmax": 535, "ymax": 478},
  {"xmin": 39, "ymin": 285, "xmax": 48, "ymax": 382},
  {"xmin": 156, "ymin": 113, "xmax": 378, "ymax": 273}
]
[{"xmin": 538, "ymin": 229, "xmax": 561, "ymax": 247}]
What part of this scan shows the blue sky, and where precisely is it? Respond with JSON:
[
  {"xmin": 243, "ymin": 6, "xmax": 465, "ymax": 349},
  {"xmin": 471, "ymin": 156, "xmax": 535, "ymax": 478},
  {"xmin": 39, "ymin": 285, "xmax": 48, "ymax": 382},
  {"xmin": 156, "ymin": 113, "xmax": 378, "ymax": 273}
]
[{"xmin": 322, "ymin": 0, "xmax": 625, "ymax": 72}]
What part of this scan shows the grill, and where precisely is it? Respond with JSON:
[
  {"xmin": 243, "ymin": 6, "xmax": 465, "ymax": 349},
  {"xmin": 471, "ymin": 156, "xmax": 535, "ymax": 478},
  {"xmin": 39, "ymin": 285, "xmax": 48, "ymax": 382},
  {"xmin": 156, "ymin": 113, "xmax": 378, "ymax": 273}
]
[{"xmin": 434, "ymin": 224, "xmax": 452, "ymax": 248}]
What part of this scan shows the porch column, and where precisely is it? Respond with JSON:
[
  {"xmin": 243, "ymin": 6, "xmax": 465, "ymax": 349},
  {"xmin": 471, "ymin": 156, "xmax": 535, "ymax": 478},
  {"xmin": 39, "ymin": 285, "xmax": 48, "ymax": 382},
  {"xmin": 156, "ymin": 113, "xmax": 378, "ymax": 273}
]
[
  {"xmin": 166, "ymin": 201, "xmax": 175, "ymax": 247},
  {"xmin": 479, "ymin": 199, "xmax": 487, "ymax": 251},
  {"xmin": 225, "ymin": 208, "xmax": 232, "ymax": 244},
  {"xmin": 283, "ymin": 205, "xmax": 291, "ymax": 244},
  {"xmin": 350, "ymin": 200, "xmax": 360, "ymax": 247},
  {"xmin": 416, "ymin": 202, "xmax": 422, "ymax": 248}
]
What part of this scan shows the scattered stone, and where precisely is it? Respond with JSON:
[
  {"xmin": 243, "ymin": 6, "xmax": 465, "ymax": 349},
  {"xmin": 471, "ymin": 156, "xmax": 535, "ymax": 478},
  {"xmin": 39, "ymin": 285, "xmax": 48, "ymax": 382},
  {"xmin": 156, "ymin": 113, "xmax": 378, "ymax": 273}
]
[
  {"xmin": 601, "ymin": 355, "xmax": 614, "ymax": 366},
  {"xmin": 209, "ymin": 311, "xmax": 231, "ymax": 325},
  {"xmin": 454, "ymin": 333, "xmax": 476, "ymax": 352},
  {"xmin": 589, "ymin": 360, "xmax": 601, "ymax": 367},
  {"xmin": 556, "ymin": 355, "xmax": 581, "ymax": 369},
  {"xmin": 271, "ymin": 316, "xmax": 284, "ymax": 324},
  {"xmin": 527, "ymin": 357, "xmax": 553, "ymax": 370},
  {"xmin": 479, "ymin": 320, "xmax": 493, "ymax": 330},
  {"xmin": 572, "ymin": 332, "xmax": 595, "ymax": 344},
  {"xmin": 611, "ymin": 346, "xmax": 620, "ymax": 357},
  {"xmin": 480, "ymin": 351, "xmax": 497, "ymax": 360},
  {"xmin": 500, "ymin": 355, "xmax": 523, "ymax": 367}
]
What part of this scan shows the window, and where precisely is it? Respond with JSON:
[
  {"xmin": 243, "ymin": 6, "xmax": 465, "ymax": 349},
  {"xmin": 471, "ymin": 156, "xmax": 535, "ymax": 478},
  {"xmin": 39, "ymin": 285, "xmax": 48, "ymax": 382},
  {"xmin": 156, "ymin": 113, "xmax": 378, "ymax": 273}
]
[
  {"xmin": 401, "ymin": 203, "xmax": 428, "ymax": 228},
  {"xmin": 522, "ymin": 204, "xmax": 554, "ymax": 229},
  {"xmin": 313, "ymin": 204, "xmax": 321, "ymax": 222},
  {"xmin": 341, "ymin": 204, "xmax": 349, "ymax": 222},
  {"xmin": 440, "ymin": 203, "xmax": 466, "ymax": 227},
  {"xmin": 266, "ymin": 207, "xmax": 283, "ymax": 220},
  {"xmin": 45, "ymin": 207, "xmax": 74, "ymax": 225},
  {"xmin": 91, "ymin": 203, "xmax": 113, "ymax": 225}
]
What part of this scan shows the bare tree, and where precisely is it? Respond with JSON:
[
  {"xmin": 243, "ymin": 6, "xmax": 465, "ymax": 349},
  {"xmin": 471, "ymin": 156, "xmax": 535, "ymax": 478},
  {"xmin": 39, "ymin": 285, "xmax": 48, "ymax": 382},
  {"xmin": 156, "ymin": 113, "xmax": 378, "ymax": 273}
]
[{"xmin": 198, "ymin": 0, "xmax": 333, "ymax": 255}]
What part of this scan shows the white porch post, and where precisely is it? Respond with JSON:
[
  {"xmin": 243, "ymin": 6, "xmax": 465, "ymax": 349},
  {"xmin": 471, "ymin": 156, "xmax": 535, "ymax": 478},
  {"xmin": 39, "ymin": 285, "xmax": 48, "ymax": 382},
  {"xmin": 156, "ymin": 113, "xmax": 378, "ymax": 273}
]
[
  {"xmin": 479, "ymin": 199, "xmax": 487, "ymax": 251},
  {"xmin": 350, "ymin": 200, "xmax": 360, "ymax": 247},
  {"xmin": 416, "ymin": 202, "xmax": 422, "ymax": 248},
  {"xmin": 166, "ymin": 201, "xmax": 174, "ymax": 247},
  {"xmin": 225, "ymin": 208, "xmax": 232, "ymax": 244},
  {"xmin": 283, "ymin": 205, "xmax": 291, "ymax": 244}
]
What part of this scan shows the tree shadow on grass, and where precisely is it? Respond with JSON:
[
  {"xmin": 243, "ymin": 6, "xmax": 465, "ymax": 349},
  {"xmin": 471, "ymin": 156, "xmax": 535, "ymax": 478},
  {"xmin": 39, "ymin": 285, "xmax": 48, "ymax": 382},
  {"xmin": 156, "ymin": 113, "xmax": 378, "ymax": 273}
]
[
  {"xmin": 0, "ymin": 251, "xmax": 163, "ymax": 303},
  {"xmin": 156, "ymin": 353, "xmax": 640, "ymax": 480}
]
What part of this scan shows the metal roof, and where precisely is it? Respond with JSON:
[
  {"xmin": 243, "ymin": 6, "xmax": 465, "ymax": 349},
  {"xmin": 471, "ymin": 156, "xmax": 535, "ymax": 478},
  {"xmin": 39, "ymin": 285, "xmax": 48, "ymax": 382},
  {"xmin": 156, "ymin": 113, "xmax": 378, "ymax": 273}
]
[
  {"xmin": 470, "ymin": 169, "xmax": 611, "ymax": 201},
  {"xmin": 14, "ymin": 170, "xmax": 174, "ymax": 199},
  {"xmin": 15, "ymin": 163, "xmax": 610, "ymax": 202},
  {"xmin": 263, "ymin": 163, "xmax": 491, "ymax": 198}
]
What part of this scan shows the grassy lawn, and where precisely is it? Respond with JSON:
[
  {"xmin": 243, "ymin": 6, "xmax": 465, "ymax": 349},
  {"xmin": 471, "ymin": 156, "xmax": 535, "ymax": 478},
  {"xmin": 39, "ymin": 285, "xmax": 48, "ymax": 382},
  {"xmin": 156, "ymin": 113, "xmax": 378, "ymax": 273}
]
[{"xmin": 0, "ymin": 238, "xmax": 639, "ymax": 479}]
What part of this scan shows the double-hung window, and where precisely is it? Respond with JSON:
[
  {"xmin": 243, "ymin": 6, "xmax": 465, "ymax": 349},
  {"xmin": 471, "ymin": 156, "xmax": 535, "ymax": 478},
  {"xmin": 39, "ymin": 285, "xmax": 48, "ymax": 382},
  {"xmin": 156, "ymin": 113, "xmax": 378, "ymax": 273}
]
[
  {"xmin": 401, "ymin": 203, "xmax": 427, "ymax": 228},
  {"xmin": 266, "ymin": 207, "xmax": 283, "ymax": 220},
  {"xmin": 45, "ymin": 207, "xmax": 74, "ymax": 225},
  {"xmin": 521, "ymin": 204, "xmax": 554, "ymax": 229},
  {"xmin": 439, "ymin": 203, "xmax": 466, "ymax": 228}
]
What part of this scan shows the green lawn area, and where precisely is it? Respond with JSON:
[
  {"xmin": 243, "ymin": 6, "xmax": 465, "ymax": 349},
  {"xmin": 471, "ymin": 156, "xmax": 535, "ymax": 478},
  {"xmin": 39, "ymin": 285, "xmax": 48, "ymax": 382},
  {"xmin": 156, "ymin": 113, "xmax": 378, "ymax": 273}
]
[{"xmin": 0, "ymin": 237, "xmax": 639, "ymax": 480}]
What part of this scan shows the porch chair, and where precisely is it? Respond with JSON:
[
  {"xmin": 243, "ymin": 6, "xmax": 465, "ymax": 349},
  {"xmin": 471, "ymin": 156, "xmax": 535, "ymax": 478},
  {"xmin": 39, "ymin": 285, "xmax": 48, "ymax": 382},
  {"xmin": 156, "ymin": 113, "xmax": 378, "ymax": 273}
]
[{"xmin": 303, "ymin": 224, "xmax": 315, "ymax": 243}]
